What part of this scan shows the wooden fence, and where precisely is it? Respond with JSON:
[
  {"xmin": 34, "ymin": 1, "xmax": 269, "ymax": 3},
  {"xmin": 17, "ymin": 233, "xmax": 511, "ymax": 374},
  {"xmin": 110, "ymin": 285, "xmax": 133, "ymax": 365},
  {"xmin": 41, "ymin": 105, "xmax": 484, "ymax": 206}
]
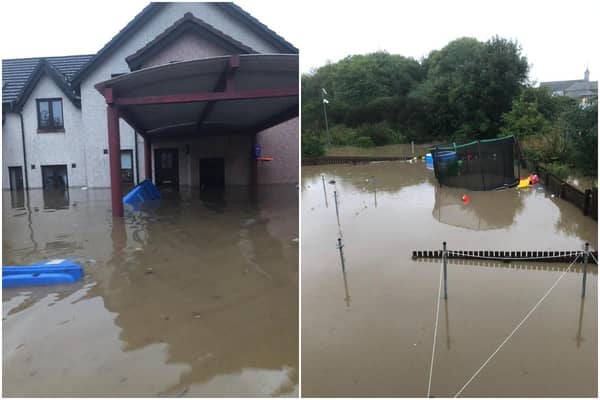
[
  {"xmin": 302, "ymin": 155, "xmax": 420, "ymax": 166},
  {"xmin": 530, "ymin": 163, "xmax": 597, "ymax": 220}
]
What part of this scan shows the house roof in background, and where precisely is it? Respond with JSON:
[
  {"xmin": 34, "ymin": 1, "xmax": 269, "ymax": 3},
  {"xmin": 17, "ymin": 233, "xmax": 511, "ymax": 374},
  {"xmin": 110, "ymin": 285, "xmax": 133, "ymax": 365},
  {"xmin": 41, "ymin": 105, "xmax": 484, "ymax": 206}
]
[
  {"xmin": 540, "ymin": 78, "xmax": 598, "ymax": 98},
  {"xmin": 2, "ymin": 54, "xmax": 94, "ymax": 107}
]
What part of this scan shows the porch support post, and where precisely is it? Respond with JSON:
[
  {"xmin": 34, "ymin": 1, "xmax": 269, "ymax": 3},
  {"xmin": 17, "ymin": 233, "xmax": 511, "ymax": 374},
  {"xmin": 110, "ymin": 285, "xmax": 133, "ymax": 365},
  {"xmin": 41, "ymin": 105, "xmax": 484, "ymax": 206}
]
[
  {"xmin": 106, "ymin": 88, "xmax": 123, "ymax": 217},
  {"xmin": 251, "ymin": 132, "xmax": 258, "ymax": 185},
  {"xmin": 144, "ymin": 136, "xmax": 152, "ymax": 181}
]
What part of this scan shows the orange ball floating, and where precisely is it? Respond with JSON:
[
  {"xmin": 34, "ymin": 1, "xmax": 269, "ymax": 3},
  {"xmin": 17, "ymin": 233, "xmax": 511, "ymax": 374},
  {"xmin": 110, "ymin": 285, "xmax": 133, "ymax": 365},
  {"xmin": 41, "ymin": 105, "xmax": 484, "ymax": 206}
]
[{"xmin": 462, "ymin": 194, "xmax": 470, "ymax": 203}]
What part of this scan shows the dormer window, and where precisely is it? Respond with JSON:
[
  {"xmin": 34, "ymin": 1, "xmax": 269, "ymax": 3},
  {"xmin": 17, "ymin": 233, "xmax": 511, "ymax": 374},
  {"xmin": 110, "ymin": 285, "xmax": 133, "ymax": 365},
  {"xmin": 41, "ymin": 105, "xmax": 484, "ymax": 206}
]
[{"xmin": 36, "ymin": 98, "xmax": 64, "ymax": 132}]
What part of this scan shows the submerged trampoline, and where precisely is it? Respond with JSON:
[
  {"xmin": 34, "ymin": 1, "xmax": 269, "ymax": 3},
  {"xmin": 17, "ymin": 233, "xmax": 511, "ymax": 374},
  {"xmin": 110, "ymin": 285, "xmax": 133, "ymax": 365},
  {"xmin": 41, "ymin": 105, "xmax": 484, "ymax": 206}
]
[{"xmin": 430, "ymin": 136, "xmax": 520, "ymax": 191}]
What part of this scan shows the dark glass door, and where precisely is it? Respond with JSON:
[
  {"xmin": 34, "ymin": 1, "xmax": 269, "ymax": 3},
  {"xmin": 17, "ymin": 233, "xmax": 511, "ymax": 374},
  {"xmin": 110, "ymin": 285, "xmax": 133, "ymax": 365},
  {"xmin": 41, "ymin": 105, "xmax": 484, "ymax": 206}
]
[
  {"xmin": 41, "ymin": 165, "xmax": 69, "ymax": 209},
  {"xmin": 8, "ymin": 166, "xmax": 24, "ymax": 190},
  {"xmin": 154, "ymin": 148, "xmax": 179, "ymax": 188},
  {"xmin": 199, "ymin": 158, "xmax": 225, "ymax": 188},
  {"xmin": 41, "ymin": 165, "xmax": 68, "ymax": 189}
]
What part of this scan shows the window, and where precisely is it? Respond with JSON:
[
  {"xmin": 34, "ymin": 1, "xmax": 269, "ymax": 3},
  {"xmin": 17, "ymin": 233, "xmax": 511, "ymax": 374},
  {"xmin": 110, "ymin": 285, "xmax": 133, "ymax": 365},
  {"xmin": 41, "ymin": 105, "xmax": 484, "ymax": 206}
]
[{"xmin": 36, "ymin": 98, "xmax": 64, "ymax": 131}]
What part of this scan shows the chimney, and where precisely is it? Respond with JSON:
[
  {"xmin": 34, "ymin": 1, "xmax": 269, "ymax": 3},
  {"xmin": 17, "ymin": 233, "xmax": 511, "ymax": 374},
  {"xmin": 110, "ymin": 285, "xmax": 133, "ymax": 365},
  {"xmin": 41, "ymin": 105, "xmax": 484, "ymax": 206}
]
[{"xmin": 584, "ymin": 68, "xmax": 590, "ymax": 81}]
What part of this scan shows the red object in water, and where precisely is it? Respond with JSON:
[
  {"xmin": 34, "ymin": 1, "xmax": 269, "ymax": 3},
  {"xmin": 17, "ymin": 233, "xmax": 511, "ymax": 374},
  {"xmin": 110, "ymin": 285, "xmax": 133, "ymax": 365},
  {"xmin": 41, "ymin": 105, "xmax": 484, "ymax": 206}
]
[
  {"xmin": 256, "ymin": 156, "xmax": 273, "ymax": 161},
  {"xmin": 462, "ymin": 194, "xmax": 470, "ymax": 203},
  {"xmin": 529, "ymin": 174, "xmax": 539, "ymax": 185}
]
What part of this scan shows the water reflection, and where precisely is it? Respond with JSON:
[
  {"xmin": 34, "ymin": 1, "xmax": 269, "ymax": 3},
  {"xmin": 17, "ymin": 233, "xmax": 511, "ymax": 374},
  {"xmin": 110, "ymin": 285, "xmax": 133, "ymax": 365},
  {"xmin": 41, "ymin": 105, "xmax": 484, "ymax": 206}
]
[
  {"xmin": 444, "ymin": 298, "xmax": 451, "ymax": 350},
  {"xmin": 3, "ymin": 185, "xmax": 298, "ymax": 396},
  {"xmin": 576, "ymin": 296, "xmax": 586, "ymax": 348},
  {"xmin": 9, "ymin": 189, "xmax": 25, "ymax": 209},
  {"xmin": 432, "ymin": 185, "xmax": 524, "ymax": 230},
  {"xmin": 42, "ymin": 187, "xmax": 70, "ymax": 210},
  {"xmin": 341, "ymin": 267, "xmax": 351, "ymax": 308}
]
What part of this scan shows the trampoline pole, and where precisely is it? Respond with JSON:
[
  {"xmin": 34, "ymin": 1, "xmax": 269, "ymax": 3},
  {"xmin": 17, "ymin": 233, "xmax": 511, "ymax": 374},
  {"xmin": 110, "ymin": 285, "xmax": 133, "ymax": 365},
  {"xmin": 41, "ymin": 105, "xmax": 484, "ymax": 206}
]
[
  {"xmin": 477, "ymin": 140, "xmax": 486, "ymax": 191},
  {"xmin": 582, "ymin": 242, "xmax": 589, "ymax": 297}
]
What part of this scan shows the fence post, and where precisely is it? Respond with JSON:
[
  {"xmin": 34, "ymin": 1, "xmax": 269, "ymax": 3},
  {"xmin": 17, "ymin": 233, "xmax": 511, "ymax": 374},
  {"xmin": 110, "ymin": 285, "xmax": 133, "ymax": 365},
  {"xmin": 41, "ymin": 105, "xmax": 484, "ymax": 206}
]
[
  {"xmin": 582, "ymin": 242, "xmax": 589, "ymax": 297},
  {"xmin": 560, "ymin": 182, "xmax": 566, "ymax": 199}
]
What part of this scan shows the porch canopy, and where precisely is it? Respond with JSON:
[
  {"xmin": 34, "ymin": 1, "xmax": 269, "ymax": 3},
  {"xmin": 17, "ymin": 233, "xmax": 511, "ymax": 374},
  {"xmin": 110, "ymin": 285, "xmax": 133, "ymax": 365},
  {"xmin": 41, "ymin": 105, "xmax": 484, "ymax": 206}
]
[{"xmin": 95, "ymin": 53, "xmax": 298, "ymax": 217}]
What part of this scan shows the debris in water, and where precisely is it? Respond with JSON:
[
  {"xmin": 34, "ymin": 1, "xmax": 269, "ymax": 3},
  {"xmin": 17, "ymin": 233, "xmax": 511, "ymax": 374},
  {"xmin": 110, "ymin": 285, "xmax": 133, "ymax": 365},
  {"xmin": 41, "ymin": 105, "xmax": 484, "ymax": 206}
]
[
  {"xmin": 328, "ymin": 179, "xmax": 336, "ymax": 184},
  {"xmin": 193, "ymin": 313, "xmax": 201, "ymax": 319},
  {"xmin": 145, "ymin": 268, "xmax": 154, "ymax": 274}
]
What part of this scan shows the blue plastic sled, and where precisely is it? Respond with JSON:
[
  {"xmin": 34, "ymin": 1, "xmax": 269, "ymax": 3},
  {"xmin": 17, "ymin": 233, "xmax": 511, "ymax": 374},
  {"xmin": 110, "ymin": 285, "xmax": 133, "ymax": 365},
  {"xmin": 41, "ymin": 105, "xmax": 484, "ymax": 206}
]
[{"xmin": 3, "ymin": 259, "xmax": 83, "ymax": 288}]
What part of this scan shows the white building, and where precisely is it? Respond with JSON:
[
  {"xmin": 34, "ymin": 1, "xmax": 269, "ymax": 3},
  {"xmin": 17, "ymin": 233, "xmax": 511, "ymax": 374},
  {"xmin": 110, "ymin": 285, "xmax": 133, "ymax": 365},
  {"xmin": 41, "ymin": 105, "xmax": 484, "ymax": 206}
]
[{"xmin": 2, "ymin": 2, "xmax": 299, "ymax": 195}]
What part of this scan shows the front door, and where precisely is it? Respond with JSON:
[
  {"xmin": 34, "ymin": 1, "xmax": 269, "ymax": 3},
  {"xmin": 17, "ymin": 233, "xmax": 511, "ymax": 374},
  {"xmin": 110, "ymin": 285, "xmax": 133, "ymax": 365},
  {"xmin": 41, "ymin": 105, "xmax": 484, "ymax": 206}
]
[
  {"xmin": 199, "ymin": 158, "xmax": 225, "ymax": 188},
  {"xmin": 8, "ymin": 166, "xmax": 24, "ymax": 191},
  {"xmin": 154, "ymin": 148, "xmax": 179, "ymax": 188},
  {"xmin": 41, "ymin": 165, "xmax": 68, "ymax": 190}
]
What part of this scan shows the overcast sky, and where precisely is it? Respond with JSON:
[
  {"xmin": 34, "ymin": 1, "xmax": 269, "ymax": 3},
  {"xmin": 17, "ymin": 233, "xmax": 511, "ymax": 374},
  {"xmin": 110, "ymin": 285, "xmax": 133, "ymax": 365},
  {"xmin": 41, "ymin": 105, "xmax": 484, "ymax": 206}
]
[{"xmin": 1, "ymin": 0, "xmax": 598, "ymax": 84}]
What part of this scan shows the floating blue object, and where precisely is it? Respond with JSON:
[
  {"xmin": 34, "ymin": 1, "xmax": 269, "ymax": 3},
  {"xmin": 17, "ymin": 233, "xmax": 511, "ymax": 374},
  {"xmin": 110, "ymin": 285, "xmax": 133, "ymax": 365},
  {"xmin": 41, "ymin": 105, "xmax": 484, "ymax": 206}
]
[
  {"xmin": 3, "ymin": 259, "xmax": 83, "ymax": 288},
  {"xmin": 435, "ymin": 151, "xmax": 457, "ymax": 162},
  {"xmin": 123, "ymin": 179, "xmax": 161, "ymax": 204},
  {"xmin": 254, "ymin": 143, "xmax": 261, "ymax": 158}
]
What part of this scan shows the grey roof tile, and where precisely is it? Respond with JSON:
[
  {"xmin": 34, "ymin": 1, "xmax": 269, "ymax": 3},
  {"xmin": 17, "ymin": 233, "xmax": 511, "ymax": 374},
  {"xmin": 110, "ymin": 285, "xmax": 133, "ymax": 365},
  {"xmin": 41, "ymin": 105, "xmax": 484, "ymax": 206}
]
[{"xmin": 2, "ymin": 54, "xmax": 94, "ymax": 104}]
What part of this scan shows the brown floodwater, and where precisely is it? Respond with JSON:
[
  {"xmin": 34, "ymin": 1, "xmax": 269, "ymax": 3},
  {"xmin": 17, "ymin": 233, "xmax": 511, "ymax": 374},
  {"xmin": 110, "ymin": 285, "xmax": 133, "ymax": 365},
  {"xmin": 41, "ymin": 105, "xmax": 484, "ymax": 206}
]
[
  {"xmin": 301, "ymin": 161, "xmax": 597, "ymax": 397},
  {"xmin": 2, "ymin": 185, "xmax": 298, "ymax": 397}
]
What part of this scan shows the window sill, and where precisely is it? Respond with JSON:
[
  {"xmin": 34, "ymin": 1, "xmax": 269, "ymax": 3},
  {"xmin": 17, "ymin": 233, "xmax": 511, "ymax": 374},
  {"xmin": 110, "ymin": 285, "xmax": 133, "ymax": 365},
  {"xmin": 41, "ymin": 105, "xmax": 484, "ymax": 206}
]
[{"xmin": 37, "ymin": 128, "xmax": 65, "ymax": 133}]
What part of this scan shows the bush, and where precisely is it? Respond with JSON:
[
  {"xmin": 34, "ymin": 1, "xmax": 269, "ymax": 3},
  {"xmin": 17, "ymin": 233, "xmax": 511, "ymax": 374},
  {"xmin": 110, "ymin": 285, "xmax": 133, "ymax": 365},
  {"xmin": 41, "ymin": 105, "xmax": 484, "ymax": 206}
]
[
  {"xmin": 354, "ymin": 136, "xmax": 375, "ymax": 147},
  {"xmin": 302, "ymin": 132, "xmax": 325, "ymax": 158},
  {"xmin": 357, "ymin": 122, "xmax": 395, "ymax": 146},
  {"xmin": 329, "ymin": 125, "xmax": 359, "ymax": 146},
  {"xmin": 541, "ymin": 161, "xmax": 571, "ymax": 179}
]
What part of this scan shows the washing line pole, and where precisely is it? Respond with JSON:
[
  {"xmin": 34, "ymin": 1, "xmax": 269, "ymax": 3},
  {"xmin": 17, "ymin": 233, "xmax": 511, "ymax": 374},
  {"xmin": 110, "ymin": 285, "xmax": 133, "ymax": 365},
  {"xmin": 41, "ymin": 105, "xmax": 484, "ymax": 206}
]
[
  {"xmin": 333, "ymin": 190, "xmax": 340, "ymax": 227},
  {"xmin": 582, "ymin": 242, "xmax": 589, "ymax": 297},
  {"xmin": 443, "ymin": 241, "xmax": 448, "ymax": 299},
  {"xmin": 321, "ymin": 174, "xmax": 328, "ymax": 207}
]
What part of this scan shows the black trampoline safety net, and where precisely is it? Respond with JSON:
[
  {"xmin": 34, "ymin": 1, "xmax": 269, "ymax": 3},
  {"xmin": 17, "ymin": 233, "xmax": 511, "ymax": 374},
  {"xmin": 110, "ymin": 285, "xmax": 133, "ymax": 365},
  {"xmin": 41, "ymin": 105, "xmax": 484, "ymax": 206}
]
[{"xmin": 429, "ymin": 136, "xmax": 520, "ymax": 191}]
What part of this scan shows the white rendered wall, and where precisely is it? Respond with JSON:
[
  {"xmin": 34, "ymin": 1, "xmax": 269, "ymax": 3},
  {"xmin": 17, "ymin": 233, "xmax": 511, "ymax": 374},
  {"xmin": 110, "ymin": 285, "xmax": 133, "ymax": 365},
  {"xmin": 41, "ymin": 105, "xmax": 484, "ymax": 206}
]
[
  {"xmin": 2, "ymin": 113, "xmax": 25, "ymax": 189},
  {"xmin": 3, "ymin": 75, "xmax": 87, "ymax": 189},
  {"xmin": 79, "ymin": 3, "xmax": 281, "ymax": 187},
  {"xmin": 256, "ymin": 117, "xmax": 299, "ymax": 184}
]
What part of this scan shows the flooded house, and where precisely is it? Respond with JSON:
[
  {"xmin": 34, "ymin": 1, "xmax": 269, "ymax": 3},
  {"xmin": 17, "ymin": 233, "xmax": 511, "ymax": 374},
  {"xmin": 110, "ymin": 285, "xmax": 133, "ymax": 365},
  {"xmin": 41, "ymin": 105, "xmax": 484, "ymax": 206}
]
[
  {"xmin": 2, "ymin": 2, "xmax": 299, "ymax": 216},
  {"xmin": 3, "ymin": 3, "xmax": 299, "ymax": 396}
]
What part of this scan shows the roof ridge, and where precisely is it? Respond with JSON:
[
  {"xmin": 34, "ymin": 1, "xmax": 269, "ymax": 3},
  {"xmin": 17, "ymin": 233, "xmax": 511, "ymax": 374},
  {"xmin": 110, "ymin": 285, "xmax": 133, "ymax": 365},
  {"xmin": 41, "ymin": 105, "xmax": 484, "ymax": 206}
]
[{"xmin": 3, "ymin": 54, "xmax": 95, "ymax": 62}]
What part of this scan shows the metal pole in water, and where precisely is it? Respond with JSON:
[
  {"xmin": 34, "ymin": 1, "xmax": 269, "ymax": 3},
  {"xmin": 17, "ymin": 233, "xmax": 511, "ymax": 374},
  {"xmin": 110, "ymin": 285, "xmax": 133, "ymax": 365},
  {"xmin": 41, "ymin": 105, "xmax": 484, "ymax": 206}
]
[
  {"xmin": 582, "ymin": 242, "xmax": 589, "ymax": 297},
  {"xmin": 411, "ymin": 140, "xmax": 415, "ymax": 155},
  {"xmin": 443, "ymin": 241, "xmax": 448, "ymax": 299},
  {"xmin": 334, "ymin": 190, "xmax": 340, "ymax": 227},
  {"xmin": 372, "ymin": 176, "xmax": 377, "ymax": 207},
  {"xmin": 321, "ymin": 174, "xmax": 328, "ymax": 208},
  {"xmin": 337, "ymin": 237, "xmax": 346, "ymax": 272}
]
